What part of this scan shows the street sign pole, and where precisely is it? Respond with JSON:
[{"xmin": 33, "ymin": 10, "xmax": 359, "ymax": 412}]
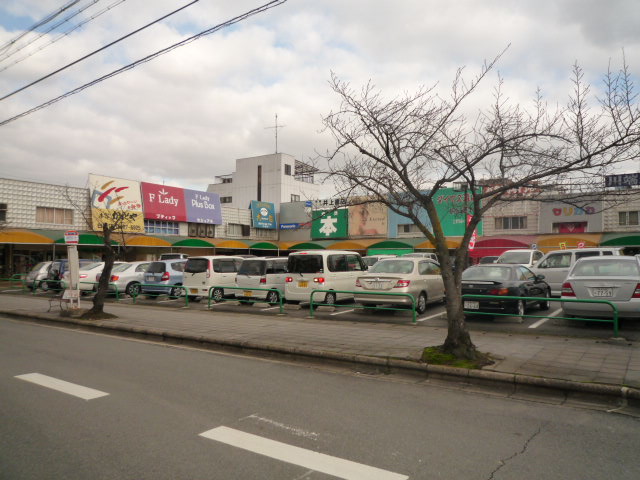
[{"xmin": 64, "ymin": 231, "xmax": 81, "ymax": 309}]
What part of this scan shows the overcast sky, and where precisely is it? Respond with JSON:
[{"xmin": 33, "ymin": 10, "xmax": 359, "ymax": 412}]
[{"xmin": 1, "ymin": 0, "xmax": 639, "ymax": 192}]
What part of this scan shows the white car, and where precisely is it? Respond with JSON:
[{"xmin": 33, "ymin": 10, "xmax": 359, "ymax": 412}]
[
  {"xmin": 495, "ymin": 249, "xmax": 544, "ymax": 269},
  {"xmin": 62, "ymin": 262, "xmax": 125, "ymax": 292},
  {"xmin": 98, "ymin": 261, "xmax": 153, "ymax": 297}
]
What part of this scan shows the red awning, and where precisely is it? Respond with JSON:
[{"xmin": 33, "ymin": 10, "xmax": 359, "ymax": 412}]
[{"xmin": 469, "ymin": 237, "xmax": 532, "ymax": 258}]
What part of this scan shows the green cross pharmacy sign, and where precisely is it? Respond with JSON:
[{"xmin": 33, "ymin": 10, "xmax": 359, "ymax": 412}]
[{"xmin": 311, "ymin": 209, "xmax": 348, "ymax": 239}]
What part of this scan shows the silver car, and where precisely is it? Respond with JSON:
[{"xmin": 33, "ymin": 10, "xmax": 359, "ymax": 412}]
[
  {"xmin": 561, "ymin": 256, "xmax": 640, "ymax": 319},
  {"xmin": 25, "ymin": 261, "xmax": 52, "ymax": 290},
  {"xmin": 354, "ymin": 258, "xmax": 445, "ymax": 314},
  {"xmin": 99, "ymin": 261, "xmax": 153, "ymax": 297},
  {"xmin": 235, "ymin": 257, "xmax": 288, "ymax": 303}
]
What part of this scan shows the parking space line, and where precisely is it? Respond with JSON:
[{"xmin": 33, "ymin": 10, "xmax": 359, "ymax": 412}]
[
  {"xmin": 417, "ymin": 311, "xmax": 445, "ymax": 322},
  {"xmin": 528, "ymin": 309, "xmax": 562, "ymax": 328},
  {"xmin": 199, "ymin": 426, "xmax": 408, "ymax": 480},
  {"xmin": 15, "ymin": 373, "xmax": 109, "ymax": 400},
  {"xmin": 261, "ymin": 306, "xmax": 281, "ymax": 311},
  {"xmin": 330, "ymin": 309, "xmax": 355, "ymax": 316}
]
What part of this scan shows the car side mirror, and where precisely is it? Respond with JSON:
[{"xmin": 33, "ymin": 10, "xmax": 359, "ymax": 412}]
[{"xmin": 535, "ymin": 274, "xmax": 545, "ymax": 281}]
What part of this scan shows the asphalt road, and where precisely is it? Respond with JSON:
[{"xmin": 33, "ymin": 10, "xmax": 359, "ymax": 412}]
[{"xmin": 2, "ymin": 317, "xmax": 639, "ymax": 479}]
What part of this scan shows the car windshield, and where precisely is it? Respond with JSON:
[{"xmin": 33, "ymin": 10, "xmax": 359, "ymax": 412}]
[
  {"xmin": 29, "ymin": 262, "xmax": 48, "ymax": 273},
  {"xmin": 369, "ymin": 260, "xmax": 414, "ymax": 274},
  {"xmin": 185, "ymin": 258, "xmax": 209, "ymax": 273},
  {"xmin": 572, "ymin": 259, "xmax": 640, "ymax": 277},
  {"xmin": 112, "ymin": 263, "xmax": 132, "ymax": 273},
  {"xmin": 81, "ymin": 262, "xmax": 103, "ymax": 271},
  {"xmin": 362, "ymin": 257, "xmax": 378, "ymax": 267},
  {"xmin": 288, "ymin": 255, "xmax": 323, "ymax": 274},
  {"xmin": 238, "ymin": 260, "xmax": 265, "ymax": 276},
  {"xmin": 462, "ymin": 266, "xmax": 512, "ymax": 281},
  {"xmin": 497, "ymin": 251, "xmax": 531, "ymax": 264}
]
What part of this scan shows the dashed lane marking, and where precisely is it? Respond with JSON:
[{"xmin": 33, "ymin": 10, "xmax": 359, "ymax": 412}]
[{"xmin": 15, "ymin": 373, "xmax": 109, "ymax": 400}]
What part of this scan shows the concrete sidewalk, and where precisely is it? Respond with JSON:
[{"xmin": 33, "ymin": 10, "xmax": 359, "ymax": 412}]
[{"xmin": 2, "ymin": 293, "xmax": 640, "ymax": 408}]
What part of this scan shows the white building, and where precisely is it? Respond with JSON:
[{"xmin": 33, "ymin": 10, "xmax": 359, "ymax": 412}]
[{"xmin": 206, "ymin": 153, "xmax": 324, "ymax": 212}]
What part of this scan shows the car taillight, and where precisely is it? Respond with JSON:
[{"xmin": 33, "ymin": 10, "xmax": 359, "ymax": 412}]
[
  {"xmin": 161, "ymin": 272, "xmax": 170, "ymax": 281},
  {"xmin": 394, "ymin": 280, "xmax": 410, "ymax": 288},
  {"xmin": 314, "ymin": 277, "xmax": 325, "ymax": 284},
  {"xmin": 79, "ymin": 274, "xmax": 87, "ymax": 278},
  {"xmin": 561, "ymin": 282, "xmax": 575, "ymax": 297},
  {"xmin": 286, "ymin": 277, "xmax": 293, "ymax": 283},
  {"xmin": 355, "ymin": 279, "xmax": 362, "ymax": 287},
  {"xmin": 110, "ymin": 275, "xmax": 119, "ymax": 281},
  {"xmin": 260, "ymin": 277, "xmax": 266, "ymax": 284},
  {"xmin": 488, "ymin": 287, "xmax": 509, "ymax": 295},
  {"xmin": 633, "ymin": 283, "xmax": 640, "ymax": 298},
  {"xmin": 206, "ymin": 261, "xmax": 212, "ymax": 278}
]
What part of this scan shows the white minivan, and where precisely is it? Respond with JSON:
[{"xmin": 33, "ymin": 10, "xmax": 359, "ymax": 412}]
[
  {"xmin": 531, "ymin": 247, "xmax": 624, "ymax": 296},
  {"xmin": 285, "ymin": 250, "xmax": 366, "ymax": 305},
  {"xmin": 235, "ymin": 257, "xmax": 288, "ymax": 304},
  {"xmin": 183, "ymin": 256, "xmax": 244, "ymax": 301}
]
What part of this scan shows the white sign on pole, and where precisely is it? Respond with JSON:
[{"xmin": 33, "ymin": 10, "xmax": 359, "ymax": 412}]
[{"xmin": 65, "ymin": 230, "xmax": 79, "ymax": 244}]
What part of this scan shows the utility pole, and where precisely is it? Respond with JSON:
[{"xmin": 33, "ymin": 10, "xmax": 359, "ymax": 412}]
[{"xmin": 265, "ymin": 113, "xmax": 285, "ymax": 153}]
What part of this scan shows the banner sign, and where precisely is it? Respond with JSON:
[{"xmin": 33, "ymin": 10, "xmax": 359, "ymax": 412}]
[
  {"xmin": 348, "ymin": 201, "xmax": 387, "ymax": 236},
  {"xmin": 433, "ymin": 188, "xmax": 483, "ymax": 236},
  {"xmin": 251, "ymin": 200, "xmax": 276, "ymax": 229},
  {"xmin": 605, "ymin": 173, "xmax": 640, "ymax": 188},
  {"xmin": 89, "ymin": 174, "xmax": 144, "ymax": 233},
  {"xmin": 141, "ymin": 182, "xmax": 222, "ymax": 224},
  {"xmin": 312, "ymin": 209, "xmax": 348, "ymax": 239}
]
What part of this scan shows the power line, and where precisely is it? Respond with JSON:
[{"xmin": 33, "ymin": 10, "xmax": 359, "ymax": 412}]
[
  {"xmin": 0, "ymin": 0, "xmax": 200, "ymax": 102},
  {"xmin": 0, "ymin": 0, "xmax": 104, "ymax": 65},
  {"xmin": 0, "ymin": 0, "xmax": 288, "ymax": 127},
  {"xmin": 0, "ymin": 0, "xmax": 83, "ymax": 55}
]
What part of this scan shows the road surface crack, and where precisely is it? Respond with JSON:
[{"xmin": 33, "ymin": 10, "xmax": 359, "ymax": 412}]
[{"xmin": 487, "ymin": 425, "xmax": 543, "ymax": 480}]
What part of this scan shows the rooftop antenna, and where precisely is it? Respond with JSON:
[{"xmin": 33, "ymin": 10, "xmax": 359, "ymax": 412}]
[{"xmin": 265, "ymin": 113, "xmax": 285, "ymax": 153}]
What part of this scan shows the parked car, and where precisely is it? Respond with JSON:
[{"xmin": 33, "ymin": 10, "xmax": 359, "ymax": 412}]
[
  {"xmin": 401, "ymin": 252, "xmax": 440, "ymax": 263},
  {"xmin": 183, "ymin": 256, "xmax": 244, "ymax": 301},
  {"xmin": 285, "ymin": 250, "xmax": 366, "ymax": 305},
  {"xmin": 478, "ymin": 256, "xmax": 499, "ymax": 264},
  {"xmin": 354, "ymin": 257, "xmax": 445, "ymax": 314},
  {"xmin": 62, "ymin": 261, "xmax": 126, "ymax": 292},
  {"xmin": 561, "ymin": 256, "xmax": 640, "ymax": 319},
  {"xmin": 141, "ymin": 260, "xmax": 187, "ymax": 297},
  {"xmin": 24, "ymin": 261, "xmax": 52, "ymax": 290},
  {"xmin": 99, "ymin": 261, "xmax": 153, "ymax": 297},
  {"xmin": 362, "ymin": 254, "xmax": 396, "ymax": 268},
  {"xmin": 43, "ymin": 259, "xmax": 96, "ymax": 291},
  {"xmin": 461, "ymin": 264, "xmax": 550, "ymax": 318},
  {"xmin": 531, "ymin": 247, "xmax": 624, "ymax": 296},
  {"xmin": 495, "ymin": 249, "xmax": 544, "ymax": 268},
  {"xmin": 235, "ymin": 257, "xmax": 288, "ymax": 304},
  {"xmin": 159, "ymin": 253, "xmax": 189, "ymax": 260}
]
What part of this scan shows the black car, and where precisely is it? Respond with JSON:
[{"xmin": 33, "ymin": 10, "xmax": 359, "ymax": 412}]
[{"xmin": 461, "ymin": 264, "xmax": 550, "ymax": 318}]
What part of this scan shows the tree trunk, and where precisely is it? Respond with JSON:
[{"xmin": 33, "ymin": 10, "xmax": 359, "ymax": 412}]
[{"xmin": 87, "ymin": 225, "xmax": 115, "ymax": 315}]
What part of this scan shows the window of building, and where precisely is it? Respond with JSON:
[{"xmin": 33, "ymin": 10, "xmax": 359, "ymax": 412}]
[
  {"xmin": 291, "ymin": 194, "xmax": 300, "ymax": 202},
  {"xmin": 0, "ymin": 203, "xmax": 6, "ymax": 222},
  {"xmin": 220, "ymin": 196, "xmax": 232, "ymax": 204},
  {"xmin": 495, "ymin": 216, "xmax": 527, "ymax": 230},
  {"xmin": 144, "ymin": 219, "xmax": 179, "ymax": 235},
  {"xmin": 284, "ymin": 164, "xmax": 292, "ymax": 175},
  {"xmin": 397, "ymin": 224, "xmax": 420, "ymax": 234},
  {"xmin": 552, "ymin": 222, "xmax": 587, "ymax": 233},
  {"xmin": 35, "ymin": 206, "xmax": 73, "ymax": 225},
  {"xmin": 227, "ymin": 223, "xmax": 250, "ymax": 236},
  {"xmin": 221, "ymin": 177, "xmax": 232, "ymax": 184},
  {"xmin": 619, "ymin": 210, "xmax": 640, "ymax": 226}
]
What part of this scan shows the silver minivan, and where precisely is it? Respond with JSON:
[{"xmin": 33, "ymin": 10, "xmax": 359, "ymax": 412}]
[
  {"xmin": 235, "ymin": 257, "xmax": 288, "ymax": 304},
  {"xmin": 183, "ymin": 256, "xmax": 244, "ymax": 301},
  {"xmin": 531, "ymin": 247, "xmax": 624, "ymax": 296}
]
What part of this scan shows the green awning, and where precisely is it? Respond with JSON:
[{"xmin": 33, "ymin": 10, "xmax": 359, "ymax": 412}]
[
  {"xmin": 250, "ymin": 242, "xmax": 279, "ymax": 250},
  {"xmin": 172, "ymin": 238, "xmax": 215, "ymax": 247},
  {"xmin": 600, "ymin": 234, "xmax": 640, "ymax": 246},
  {"xmin": 368, "ymin": 248, "xmax": 414, "ymax": 256},
  {"xmin": 289, "ymin": 242, "xmax": 327, "ymax": 250},
  {"xmin": 54, "ymin": 233, "xmax": 118, "ymax": 245}
]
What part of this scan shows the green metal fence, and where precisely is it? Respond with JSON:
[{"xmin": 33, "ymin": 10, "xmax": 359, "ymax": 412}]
[
  {"xmin": 462, "ymin": 294, "xmax": 620, "ymax": 337},
  {"xmin": 130, "ymin": 284, "xmax": 189, "ymax": 307},
  {"xmin": 308, "ymin": 289, "xmax": 418, "ymax": 324},
  {"xmin": 0, "ymin": 274, "xmax": 27, "ymax": 292},
  {"xmin": 206, "ymin": 285, "xmax": 285, "ymax": 314}
]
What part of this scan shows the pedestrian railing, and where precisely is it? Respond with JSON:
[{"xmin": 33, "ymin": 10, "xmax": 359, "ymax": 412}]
[
  {"xmin": 64, "ymin": 281, "xmax": 122, "ymax": 301},
  {"xmin": 462, "ymin": 294, "xmax": 620, "ymax": 337},
  {"xmin": 0, "ymin": 274, "xmax": 28, "ymax": 292},
  {"xmin": 206, "ymin": 286, "xmax": 285, "ymax": 314},
  {"xmin": 308, "ymin": 289, "xmax": 418, "ymax": 324},
  {"xmin": 130, "ymin": 284, "xmax": 189, "ymax": 307}
]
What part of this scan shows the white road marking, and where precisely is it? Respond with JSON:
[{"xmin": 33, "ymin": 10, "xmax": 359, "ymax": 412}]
[
  {"xmin": 261, "ymin": 306, "xmax": 281, "ymax": 311},
  {"xmin": 15, "ymin": 373, "xmax": 109, "ymax": 400},
  {"xmin": 528, "ymin": 309, "xmax": 562, "ymax": 329},
  {"xmin": 417, "ymin": 311, "xmax": 445, "ymax": 322},
  {"xmin": 331, "ymin": 309, "xmax": 355, "ymax": 316},
  {"xmin": 199, "ymin": 426, "xmax": 408, "ymax": 480},
  {"xmin": 241, "ymin": 414, "xmax": 319, "ymax": 440}
]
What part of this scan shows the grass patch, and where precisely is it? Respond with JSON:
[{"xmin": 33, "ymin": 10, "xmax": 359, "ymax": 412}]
[{"xmin": 421, "ymin": 346, "xmax": 493, "ymax": 369}]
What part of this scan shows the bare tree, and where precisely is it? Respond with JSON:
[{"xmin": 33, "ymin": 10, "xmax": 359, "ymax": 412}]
[{"xmin": 322, "ymin": 53, "xmax": 640, "ymax": 361}]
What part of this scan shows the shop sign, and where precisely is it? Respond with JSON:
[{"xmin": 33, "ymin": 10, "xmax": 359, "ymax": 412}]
[
  {"xmin": 605, "ymin": 173, "xmax": 640, "ymax": 188},
  {"xmin": 64, "ymin": 230, "xmax": 79, "ymax": 244},
  {"xmin": 311, "ymin": 209, "xmax": 348, "ymax": 239},
  {"xmin": 89, "ymin": 174, "xmax": 145, "ymax": 233},
  {"xmin": 251, "ymin": 201, "xmax": 276, "ymax": 229},
  {"xmin": 141, "ymin": 182, "xmax": 222, "ymax": 224}
]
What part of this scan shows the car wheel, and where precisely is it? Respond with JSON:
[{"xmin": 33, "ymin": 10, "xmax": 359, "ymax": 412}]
[
  {"xmin": 514, "ymin": 299, "xmax": 525, "ymax": 319},
  {"xmin": 40, "ymin": 281, "xmax": 49, "ymax": 292},
  {"xmin": 324, "ymin": 291, "xmax": 337, "ymax": 305},
  {"xmin": 212, "ymin": 287, "xmax": 224, "ymax": 303},
  {"xmin": 539, "ymin": 289, "xmax": 550, "ymax": 310},
  {"xmin": 169, "ymin": 284, "xmax": 183, "ymax": 298},
  {"xmin": 416, "ymin": 292, "xmax": 428, "ymax": 314},
  {"xmin": 266, "ymin": 290, "xmax": 280, "ymax": 304},
  {"xmin": 125, "ymin": 282, "xmax": 141, "ymax": 297}
]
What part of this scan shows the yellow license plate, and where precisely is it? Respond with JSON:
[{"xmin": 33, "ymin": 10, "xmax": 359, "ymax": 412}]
[
  {"xmin": 243, "ymin": 290, "xmax": 252, "ymax": 297},
  {"xmin": 190, "ymin": 288, "xmax": 198, "ymax": 294},
  {"xmin": 298, "ymin": 281, "xmax": 308, "ymax": 288}
]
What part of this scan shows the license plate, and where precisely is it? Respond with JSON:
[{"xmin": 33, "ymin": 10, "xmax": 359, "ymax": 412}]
[
  {"xmin": 243, "ymin": 290, "xmax": 252, "ymax": 297},
  {"xmin": 368, "ymin": 281, "xmax": 384, "ymax": 290},
  {"xmin": 298, "ymin": 281, "xmax": 308, "ymax": 288},
  {"xmin": 190, "ymin": 288, "xmax": 198, "ymax": 294},
  {"xmin": 464, "ymin": 301, "xmax": 480, "ymax": 309},
  {"xmin": 592, "ymin": 288, "xmax": 613, "ymax": 297}
]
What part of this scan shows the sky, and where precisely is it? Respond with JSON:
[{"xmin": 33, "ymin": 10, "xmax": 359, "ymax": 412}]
[{"xmin": 0, "ymin": 0, "xmax": 639, "ymax": 193}]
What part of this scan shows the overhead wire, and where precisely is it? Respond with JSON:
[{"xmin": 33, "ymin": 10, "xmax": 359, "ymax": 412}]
[
  {"xmin": 0, "ymin": 0, "xmax": 128, "ymax": 74},
  {"xmin": 0, "ymin": 0, "xmax": 288, "ymax": 127},
  {"xmin": 0, "ymin": 0, "xmax": 200, "ymax": 102}
]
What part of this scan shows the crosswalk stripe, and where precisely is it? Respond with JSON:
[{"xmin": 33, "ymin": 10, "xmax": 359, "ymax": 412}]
[{"xmin": 15, "ymin": 373, "xmax": 109, "ymax": 400}]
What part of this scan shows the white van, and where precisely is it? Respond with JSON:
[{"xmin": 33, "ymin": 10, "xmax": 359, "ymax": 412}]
[
  {"xmin": 531, "ymin": 247, "xmax": 624, "ymax": 296},
  {"xmin": 235, "ymin": 257, "xmax": 288, "ymax": 304},
  {"xmin": 495, "ymin": 249, "xmax": 544, "ymax": 268},
  {"xmin": 285, "ymin": 250, "xmax": 366, "ymax": 305},
  {"xmin": 183, "ymin": 256, "xmax": 244, "ymax": 301}
]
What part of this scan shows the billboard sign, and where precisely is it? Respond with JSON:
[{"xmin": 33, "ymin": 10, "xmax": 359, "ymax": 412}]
[
  {"xmin": 433, "ymin": 188, "xmax": 483, "ymax": 236},
  {"xmin": 251, "ymin": 200, "xmax": 276, "ymax": 229},
  {"xmin": 605, "ymin": 173, "xmax": 640, "ymax": 188},
  {"xmin": 312, "ymin": 209, "xmax": 348, "ymax": 239},
  {"xmin": 348, "ymin": 201, "xmax": 387, "ymax": 236},
  {"xmin": 89, "ymin": 174, "xmax": 145, "ymax": 233},
  {"xmin": 141, "ymin": 182, "xmax": 222, "ymax": 224}
]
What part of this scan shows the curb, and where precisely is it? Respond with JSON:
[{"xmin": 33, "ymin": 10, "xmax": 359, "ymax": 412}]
[{"xmin": 3, "ymin": 309, "xmax": 640, "ymax": 404}]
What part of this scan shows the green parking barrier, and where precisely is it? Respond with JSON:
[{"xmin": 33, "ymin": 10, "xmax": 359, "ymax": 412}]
[
  {"xmin": 66, "ymin": 281, "xmax": 121, "ymax": 301},
  {"xmin": 130, "ymin": 284, "xmax": 189, "ymax": 307},
  {"xmin": 309, "ymin": 289, "xmax": 418, "ymax": 324},
  {"xmin": 206, "ymin": 285, "xmax": 285, "ymax": 315},
  {"xmin": 0, "ymin": 275, "xmax": 28, "ymax": 292},
  {"xmin": 462, "ymin": 294, "xmax": 620, "ymax": 337}
]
